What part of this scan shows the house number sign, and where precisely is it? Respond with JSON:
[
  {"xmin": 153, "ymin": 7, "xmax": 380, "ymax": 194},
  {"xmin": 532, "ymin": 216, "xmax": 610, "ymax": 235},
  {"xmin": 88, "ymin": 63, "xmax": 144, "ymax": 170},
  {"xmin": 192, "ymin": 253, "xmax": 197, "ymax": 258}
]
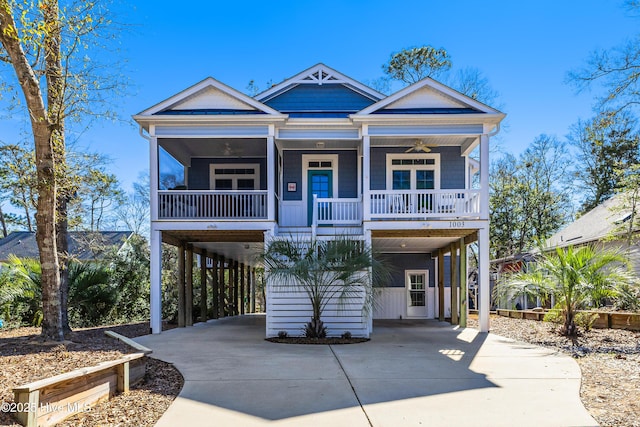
[{"xmin": 449, "ymin": 221, "xmax": 465, "ymax": 228}]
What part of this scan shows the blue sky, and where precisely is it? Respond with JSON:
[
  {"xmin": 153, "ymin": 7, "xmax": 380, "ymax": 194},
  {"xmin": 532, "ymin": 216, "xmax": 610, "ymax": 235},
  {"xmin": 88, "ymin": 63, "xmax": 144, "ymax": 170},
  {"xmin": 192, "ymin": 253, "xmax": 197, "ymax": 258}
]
[{"xmin": 2, "ymin": 0, "xmax": 639, "ymax": 192}]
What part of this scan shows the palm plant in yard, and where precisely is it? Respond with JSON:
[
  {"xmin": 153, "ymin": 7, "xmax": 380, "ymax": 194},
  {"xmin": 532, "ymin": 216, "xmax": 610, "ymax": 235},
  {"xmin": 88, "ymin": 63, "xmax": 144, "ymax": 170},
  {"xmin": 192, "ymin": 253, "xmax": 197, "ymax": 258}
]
[
  {"xmin": 262, "ymin": 236, "xmax": 387, "ymax": 338},
  {"xmin": 496, "ymin": 245, "xmax": 635, "ymax": 336}
]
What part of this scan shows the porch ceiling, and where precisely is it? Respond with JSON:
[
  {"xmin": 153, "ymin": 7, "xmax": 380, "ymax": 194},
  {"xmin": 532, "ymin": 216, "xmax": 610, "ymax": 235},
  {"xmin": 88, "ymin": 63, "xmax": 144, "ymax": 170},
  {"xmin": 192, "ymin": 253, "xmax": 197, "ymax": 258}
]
[
  {"xmin": 159, "ymin": 138, "xmax": 266, "ymax": 166},
  {"xmin": 372, "ymin": 229, "xmax": 477, "ymax": 254},
  {"xmin": 370, "ymin": 135, "xmax": 476, "ymax": 147},
  {"xmin": 161, "ymin": 230, "xmax": 264, "ymax": 266}
]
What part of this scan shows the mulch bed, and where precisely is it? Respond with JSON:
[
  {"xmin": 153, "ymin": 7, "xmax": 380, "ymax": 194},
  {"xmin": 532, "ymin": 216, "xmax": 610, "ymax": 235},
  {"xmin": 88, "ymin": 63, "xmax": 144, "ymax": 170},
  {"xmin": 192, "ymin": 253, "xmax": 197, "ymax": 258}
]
[
  {"xmin": 265, "ymin": 337, "xmax": 370, "ymax": 344},
  {"xmin": 469, "ymin": 314, "xmax": 640, "ymax": 427},
  {"xmin": 0, "ymin": 322, "xmax": 183, "ymax": 427}
]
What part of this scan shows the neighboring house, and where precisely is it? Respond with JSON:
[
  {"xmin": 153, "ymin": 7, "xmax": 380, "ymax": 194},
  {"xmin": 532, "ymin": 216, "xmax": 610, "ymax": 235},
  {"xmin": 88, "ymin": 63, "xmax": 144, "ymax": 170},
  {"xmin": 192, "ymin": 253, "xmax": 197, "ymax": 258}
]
[
  {"xmin": 134, "ymin": 63, "xmax": 504, "ymax": 337},
  {"xmin": 546, "ymin": 194, "xmax": 640, "ymax": 275},
  {"xmin": 0, "ymin": 231, "xmax": 134, "ymax": 263}
]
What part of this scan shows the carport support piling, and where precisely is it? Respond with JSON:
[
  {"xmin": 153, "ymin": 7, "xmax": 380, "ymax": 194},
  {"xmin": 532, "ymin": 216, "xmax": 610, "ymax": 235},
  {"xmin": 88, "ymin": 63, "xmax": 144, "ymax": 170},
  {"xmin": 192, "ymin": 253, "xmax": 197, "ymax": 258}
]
[
  {"xmin": 211, "ymin": 253, "xmax": 219, "ymax": 319},
  {"xmin": 233, "ymin": 261, "xmax": 239, "ymax": 315},
  {"xmin": 450, "ymin": 242, "xmax": 459, "ymax": 325},
  {"xmin": 178, "ymin": 244, "xmax": 186, "ymax": 328},
  {"xmin": 459, "ymin": 238, "xmax": 468, "ymax": 328},
  {"xmin": 249, "ymin": 268, "xmax": 255, "ymax": 313},
  {"xmin": 240, "ymin": 263, "xmax": 245, "ymax": 315},
  {"xmin": 186, "ymin": 246, "xmax": 194, "ymax": 326},
  {"xmin": 218, "ymin": 256, "xmax": 226, "ymax": 317},
  {"xmin": 438, "ymin": 253, "xmax": 445, "ymax": 321},
  {"xmin": 200, "ymin": 252, "xmax": 207, "ymax": 322}
]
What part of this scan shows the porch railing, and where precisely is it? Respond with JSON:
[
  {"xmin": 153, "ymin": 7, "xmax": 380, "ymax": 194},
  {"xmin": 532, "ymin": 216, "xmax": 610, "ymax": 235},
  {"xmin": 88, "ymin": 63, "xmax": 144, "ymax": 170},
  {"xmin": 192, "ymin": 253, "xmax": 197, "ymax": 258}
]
[
  {"xmin": 313, "ymin": 196, "xmax": 362, "ymax": 226},
  {"xmin": 369, "ymin": 190, "xmax": 481, "ymax": 219},
  {"xmin": 158, "ymin": 190, "xmax": 268, "ymax": 219}
]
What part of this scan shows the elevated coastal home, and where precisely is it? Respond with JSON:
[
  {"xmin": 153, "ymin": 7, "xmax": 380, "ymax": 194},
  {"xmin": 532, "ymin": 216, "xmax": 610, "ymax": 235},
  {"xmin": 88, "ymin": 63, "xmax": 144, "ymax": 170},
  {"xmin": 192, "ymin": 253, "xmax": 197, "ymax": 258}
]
[{"xmin": 134, "ymin": 64, "xmax": 504, "ymax": 337}]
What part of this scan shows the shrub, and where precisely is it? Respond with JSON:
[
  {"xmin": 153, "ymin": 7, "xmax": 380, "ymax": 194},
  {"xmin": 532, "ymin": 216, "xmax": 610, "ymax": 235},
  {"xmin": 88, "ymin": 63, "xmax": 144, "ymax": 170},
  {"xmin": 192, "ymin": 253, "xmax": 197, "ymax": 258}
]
[
  {"xmin": 341, "ymin": 331, "xmax": 352, "ymax": 339},
  {"xmin": 575, "ymin": 312, "xmax": 599, "ymax": 332},
  {"xmin": 277, "ymin": 330, "xmax": 288, "ymax": 339},
  {"xmin": 543, "ymin": 309, "xmax": 563, "ymax": 324}
]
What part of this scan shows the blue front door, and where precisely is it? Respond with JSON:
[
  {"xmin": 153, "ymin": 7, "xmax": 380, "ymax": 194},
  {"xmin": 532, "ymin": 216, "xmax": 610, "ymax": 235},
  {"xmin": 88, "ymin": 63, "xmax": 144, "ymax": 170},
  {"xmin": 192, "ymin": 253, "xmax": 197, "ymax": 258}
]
[{"xmin": 307, "ymin": 170, "xmax": 333, "ymax": 226}]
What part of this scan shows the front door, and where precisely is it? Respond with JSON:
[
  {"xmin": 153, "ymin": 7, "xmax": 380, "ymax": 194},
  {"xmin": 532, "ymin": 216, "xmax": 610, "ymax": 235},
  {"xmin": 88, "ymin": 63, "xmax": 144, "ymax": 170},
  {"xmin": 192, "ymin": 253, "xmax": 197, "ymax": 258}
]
[
  {"xmin": 407, "ymin": 270, "xmax": 428, "ymax": 317},
  {"xmin": 307, "ymin": 170, "xmax": 333, "ymax": 226}
]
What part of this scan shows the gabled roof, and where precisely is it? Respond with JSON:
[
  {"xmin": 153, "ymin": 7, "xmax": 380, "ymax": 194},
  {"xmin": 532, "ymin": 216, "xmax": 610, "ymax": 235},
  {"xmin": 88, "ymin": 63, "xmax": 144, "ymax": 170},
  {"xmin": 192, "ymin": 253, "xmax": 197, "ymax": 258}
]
[
  {"xmin": 355, "ymin": 77, "xmax": 503, "ymax": 117},
  {"xmin": 255, "ymin": 63, "xmax": 385, "ymax": 105},
  {"xmin": 547, "ymin": 194, "xmax": 638, "ymax": 249},
  {"xmin": 136, "ymin": 77, "xmax": 282, "ymax": 116},
  {"xmin": 0, "ymin": 231, "xmax": 133, "ymax": 262}
]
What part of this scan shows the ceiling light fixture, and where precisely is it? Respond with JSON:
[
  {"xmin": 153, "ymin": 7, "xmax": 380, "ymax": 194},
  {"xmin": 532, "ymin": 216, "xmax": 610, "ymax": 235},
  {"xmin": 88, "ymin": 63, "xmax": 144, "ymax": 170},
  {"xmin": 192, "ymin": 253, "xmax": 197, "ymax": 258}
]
[{"xmin": 316, "ymin": 141, "xmax": 325, "ymax": 148}]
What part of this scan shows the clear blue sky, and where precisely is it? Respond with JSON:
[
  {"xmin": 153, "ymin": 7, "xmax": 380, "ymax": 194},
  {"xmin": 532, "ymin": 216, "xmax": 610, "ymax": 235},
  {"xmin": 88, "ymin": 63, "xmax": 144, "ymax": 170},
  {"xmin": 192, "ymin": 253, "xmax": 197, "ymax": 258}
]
[{"xmin": 2, "ymin": 0, "xmax": 639, "ymax": 192}]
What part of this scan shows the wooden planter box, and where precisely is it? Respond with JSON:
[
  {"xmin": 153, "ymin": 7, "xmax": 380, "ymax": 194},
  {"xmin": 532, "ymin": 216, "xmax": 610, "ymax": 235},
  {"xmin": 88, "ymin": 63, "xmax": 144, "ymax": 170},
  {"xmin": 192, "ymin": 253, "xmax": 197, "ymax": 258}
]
[
  {"xmin": 12, "ymin": 331, "xmax": 152, "ymax": 427},
  {"xmin": 495, "ymin": 309, "xmax": 640, "ymax": 331}
]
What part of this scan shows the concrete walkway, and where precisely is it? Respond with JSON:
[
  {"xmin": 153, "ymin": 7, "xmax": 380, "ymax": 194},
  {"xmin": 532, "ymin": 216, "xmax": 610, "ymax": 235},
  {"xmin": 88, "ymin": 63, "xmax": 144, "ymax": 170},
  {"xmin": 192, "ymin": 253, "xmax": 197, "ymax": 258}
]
[{"xmin": 135, "ymin": 315, "xmax": 597, "ymax": 427}]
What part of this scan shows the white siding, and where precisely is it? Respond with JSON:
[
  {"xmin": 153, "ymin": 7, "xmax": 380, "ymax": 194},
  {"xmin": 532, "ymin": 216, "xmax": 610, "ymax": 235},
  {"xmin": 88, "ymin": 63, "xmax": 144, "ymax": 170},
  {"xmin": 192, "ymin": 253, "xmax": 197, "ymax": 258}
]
[
  {"xmin": 171, "ymin": 86, "xmax": 255, "ymax": 111},
  {"xmin": 385, "ymin": 86, "xmax": 467, "ymax": 109},
  {"xmin": 266, "ymin": 285, "xmax": 369, "ymax": 338},
  {"xmin": 374, "ymin": 287, "xmax": 440, "ymax": 319},
  {"xmin": 373, "ymin": 288, "xmax": 405, "ymax": 319}
]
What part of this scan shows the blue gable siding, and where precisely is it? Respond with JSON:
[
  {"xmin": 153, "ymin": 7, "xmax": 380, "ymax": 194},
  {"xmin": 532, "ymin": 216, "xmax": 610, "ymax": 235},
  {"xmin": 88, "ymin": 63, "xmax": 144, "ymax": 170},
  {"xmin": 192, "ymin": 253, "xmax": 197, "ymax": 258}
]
[
  {"xmin": 382, "ymin": 253, "xmax": 435, "ymax": 288},
  {"xmin": 370, "ymin": 146, "xmax": 465, "ymax": 190},
  {"xmin": 188, "ymin": 158, "xmax": 267, "ymax": 190},
  {"xmin": 282, "ymin": 150, "xmax": 358, "ymax": 201},
  {"xmin": 264, "ymin": 84, "xmax": 376, "ymax": 112}
]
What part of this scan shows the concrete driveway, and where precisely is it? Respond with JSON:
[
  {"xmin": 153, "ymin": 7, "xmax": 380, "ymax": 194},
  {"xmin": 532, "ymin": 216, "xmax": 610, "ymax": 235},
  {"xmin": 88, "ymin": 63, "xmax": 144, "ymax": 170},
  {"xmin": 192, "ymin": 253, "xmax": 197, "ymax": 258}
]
[{"xmin": 134, "ymin": 315, "xmax": 597, "ymax": 427}]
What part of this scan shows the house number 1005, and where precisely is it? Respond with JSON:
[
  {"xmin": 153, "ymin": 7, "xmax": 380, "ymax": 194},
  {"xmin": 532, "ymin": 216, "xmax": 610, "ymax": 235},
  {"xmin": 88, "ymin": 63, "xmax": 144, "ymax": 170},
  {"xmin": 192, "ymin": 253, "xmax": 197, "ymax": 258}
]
[{"xmin": 449, "ymin": 221, "xmax": 465, "ymax": 228}]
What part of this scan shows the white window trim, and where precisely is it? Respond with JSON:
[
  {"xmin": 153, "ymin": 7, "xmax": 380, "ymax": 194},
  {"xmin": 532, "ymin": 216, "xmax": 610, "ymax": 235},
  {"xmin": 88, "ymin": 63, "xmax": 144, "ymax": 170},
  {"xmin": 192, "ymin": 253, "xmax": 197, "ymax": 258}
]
[
  {"xmin": 386, "ymin": 153, "xmax": 440, "ymax": 190},
  {"xmin": 406, "ymin": 269, "xmax": 429, "ymax": 308},
  {"xmin": 302, "ymin": 154, "xmax": 339, "ymax": 221},
  {"xmin": 209, "ymin": 163, "xmax": 260, "ymax": 190}
]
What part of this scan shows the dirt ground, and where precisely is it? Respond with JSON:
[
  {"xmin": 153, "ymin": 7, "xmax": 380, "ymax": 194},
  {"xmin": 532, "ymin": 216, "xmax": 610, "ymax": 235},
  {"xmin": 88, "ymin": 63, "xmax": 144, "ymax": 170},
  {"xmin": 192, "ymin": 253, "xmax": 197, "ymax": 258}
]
[{"xmin": 0, "ymin": 323, "xmax": 183, "ymax": 427}]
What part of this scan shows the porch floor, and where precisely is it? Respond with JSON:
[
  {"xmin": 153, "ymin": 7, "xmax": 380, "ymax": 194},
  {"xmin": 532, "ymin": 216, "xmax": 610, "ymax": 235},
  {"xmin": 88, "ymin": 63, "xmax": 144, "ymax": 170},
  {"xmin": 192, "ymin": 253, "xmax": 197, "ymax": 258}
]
[{"xmin": 135, "ymin": 315, "xmax": 595, "ymax": 427}]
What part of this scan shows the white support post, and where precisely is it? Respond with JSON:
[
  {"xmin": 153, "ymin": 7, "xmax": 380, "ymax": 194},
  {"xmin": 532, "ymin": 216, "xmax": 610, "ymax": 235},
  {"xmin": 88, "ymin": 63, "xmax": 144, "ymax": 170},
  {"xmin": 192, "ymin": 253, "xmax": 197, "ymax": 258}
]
[
  {"xmin": 311, "ymin": 194, "xmax": 318, "ymax": 239},
  {"xmin": 267, "ymin": 134, "xmax": 276, "ymax": 222},
  {"xmin": 362, "ymin": 130, "xmax": 371, "ymax": 221},
  {"xmin": 150, "ymin": 228, "xmax": 162, "ymax": 334},
  {"xmin": 149, "ymin": 136, "xmax": 159, "ymax": 221},
  {"xmin": 478, "ymin": 227, "xmax": 490, "ymax": 332},
  {"xmin": 478, "ymin": 133, "xmax": 491, "ymax": 332},
  {"xmin": 479, "ymin": 134, "xmax": 490, "ymax": 220},
  {"xmin": 364, "ymin": 227, "xmax": 373, "ymax": 336}
]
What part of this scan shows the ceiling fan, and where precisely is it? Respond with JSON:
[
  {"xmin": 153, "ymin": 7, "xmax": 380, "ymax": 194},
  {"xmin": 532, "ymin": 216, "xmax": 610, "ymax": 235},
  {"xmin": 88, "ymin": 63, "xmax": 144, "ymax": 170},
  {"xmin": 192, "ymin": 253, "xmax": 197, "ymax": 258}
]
[
  {"xmin": 405, "ymin": 139, "xmax": 436, "ymax": 153},
  {"xmin": 223, "ymin": 142, "xmax": 239, "ymax": 156}
]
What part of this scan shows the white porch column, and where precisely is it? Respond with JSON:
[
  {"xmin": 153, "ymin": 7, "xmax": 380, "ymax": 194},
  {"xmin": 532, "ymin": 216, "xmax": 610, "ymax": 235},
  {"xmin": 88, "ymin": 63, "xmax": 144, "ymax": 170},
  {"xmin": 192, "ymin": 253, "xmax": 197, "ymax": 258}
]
[
  {"xmin": 362, "ymin": 127, "xmax": 371, "ymax": 221},
  {"xmin": 150, "ymin": 228, "xmax": 162, "ymax": 334},
  {"xmin": 479, "ymin": 134, "xmax": 489, "ymax": 219},
  {"xmin": 478, "ymin": 133, "xmax": 490, "ymax": 332},
  {"xmin": 478, "ymin": 226, "xmax": 490, "ymax": 332},
  {"xmin": 149, "ymin": 136, "xmax": 159, "ymax": 221},
  {"xmin": 267, "ymin": 133, "xmax": 276, "ymax": 221}
]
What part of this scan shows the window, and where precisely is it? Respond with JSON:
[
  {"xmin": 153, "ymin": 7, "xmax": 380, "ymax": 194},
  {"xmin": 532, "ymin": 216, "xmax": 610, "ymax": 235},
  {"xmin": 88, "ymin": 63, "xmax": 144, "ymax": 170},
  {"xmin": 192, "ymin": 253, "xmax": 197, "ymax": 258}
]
[
  {"xmin": 210, "ymin": 164, "xmax": 260, "ymax": 190},
  {"xmin": 387, "ymin": 154, "xmax": 440, "ymax": 190},
  {"xmin": 409, "ymin": 273, "xmax": 426, "ymax": 307}
]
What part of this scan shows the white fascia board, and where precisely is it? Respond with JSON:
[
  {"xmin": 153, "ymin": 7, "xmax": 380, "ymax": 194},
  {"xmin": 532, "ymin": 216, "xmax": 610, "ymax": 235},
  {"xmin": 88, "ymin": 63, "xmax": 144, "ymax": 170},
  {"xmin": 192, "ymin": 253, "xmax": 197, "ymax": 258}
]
[
  {"xmin": 152, "ymin": 220, "xmax": 276, "ymax": 231},
  {"xmin": 255, "ymin": 63, "xmax": 385, "ymax": 102},
  {"xmin": 351, "ymin": 113, "xmax": 505, "ymax": 126},
  {"xmin": 134, "ymin": 114, "xmax": 288, "ymax": 133},
  {"xmin": 355, "ymin": 77, "xmax": 504, "ymax": 115},
  {"xmin": 136, "ymin": 77, "xmax": 282, "ymax": 116},
  {"xmin": 283, "ymin": 117, "xmax": 355, "ymax": 127}
]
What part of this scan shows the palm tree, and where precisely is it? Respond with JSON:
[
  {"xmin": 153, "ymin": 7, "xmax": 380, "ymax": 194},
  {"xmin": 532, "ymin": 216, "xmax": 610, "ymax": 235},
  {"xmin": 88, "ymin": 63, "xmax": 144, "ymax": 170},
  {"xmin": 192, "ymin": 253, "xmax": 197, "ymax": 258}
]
[
  {"xmin": 262, "ymin": 236, "xmax": 387, "ymax": 338},
  {"xmin": 496, "ymin": 245, "xmax": 634, "ymax": 336},
  {"xmin": 0, "ymin": 255, "xmax": 42, "ymax": 326}
]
